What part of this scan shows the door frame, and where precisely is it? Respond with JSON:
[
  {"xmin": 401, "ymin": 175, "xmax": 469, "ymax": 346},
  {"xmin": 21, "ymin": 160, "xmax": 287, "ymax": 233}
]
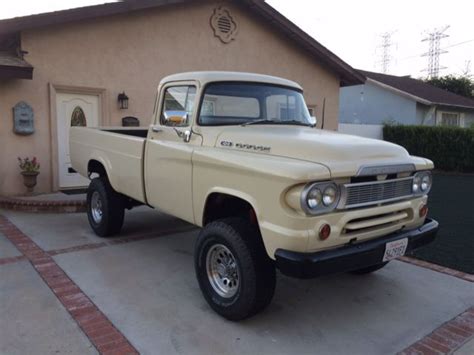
[{"xmin": 49, "ymin": 83, "xmax": 107, "ymax": 191}]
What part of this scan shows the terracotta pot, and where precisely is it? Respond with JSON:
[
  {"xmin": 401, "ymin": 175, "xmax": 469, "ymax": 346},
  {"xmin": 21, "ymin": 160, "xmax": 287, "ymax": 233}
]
[{"xmin": 21, "ymin": 171, "xmax": 39, "ymax": 193}]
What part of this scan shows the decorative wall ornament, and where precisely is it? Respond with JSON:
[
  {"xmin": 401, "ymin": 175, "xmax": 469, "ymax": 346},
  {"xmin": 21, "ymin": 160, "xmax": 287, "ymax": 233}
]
[
  {"xmin": 210, "ymin": 7, "xmax": 238, "ymax": 43},
  {"xmin": 12, "ymin": 101, "xmax": 34, "ymax": 135},
  {"xmin": 71, "ymin": 106, "xmax": 87, "ymax": 127}
]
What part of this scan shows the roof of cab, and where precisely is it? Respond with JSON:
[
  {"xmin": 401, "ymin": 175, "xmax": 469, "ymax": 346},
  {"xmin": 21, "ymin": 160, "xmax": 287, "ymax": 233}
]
[{"xmin": 159, "ymin": 71, "xmax": 303, "ymax": 90}]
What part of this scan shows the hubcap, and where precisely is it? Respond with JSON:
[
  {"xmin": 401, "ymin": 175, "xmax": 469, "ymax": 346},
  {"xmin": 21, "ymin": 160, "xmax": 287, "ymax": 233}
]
[
  {"xmin": 90, "ymin": 191, "xmax": 103, "ymax": 224},
  {"xmin": 206, "ymin": 244, "xmax": 240, "ymax": 298}
]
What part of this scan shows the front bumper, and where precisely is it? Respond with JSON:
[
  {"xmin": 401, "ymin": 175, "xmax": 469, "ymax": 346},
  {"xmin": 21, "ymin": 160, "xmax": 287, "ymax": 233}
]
[{"xmin": 275, "ymin": 218, "xmax": 439, "ymax": 279}]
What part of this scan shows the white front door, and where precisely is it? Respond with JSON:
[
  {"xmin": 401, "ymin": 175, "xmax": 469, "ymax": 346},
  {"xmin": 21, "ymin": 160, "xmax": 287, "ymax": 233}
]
[{"xmin": 56, "ymin": 93, "xmax": 99, "ymax": 189}]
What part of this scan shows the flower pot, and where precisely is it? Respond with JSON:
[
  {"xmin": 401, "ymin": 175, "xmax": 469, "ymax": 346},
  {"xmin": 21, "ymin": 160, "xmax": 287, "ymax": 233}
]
[{"xmin": 21, "ymin": 171, "xmax": 39, "ymax": 194}]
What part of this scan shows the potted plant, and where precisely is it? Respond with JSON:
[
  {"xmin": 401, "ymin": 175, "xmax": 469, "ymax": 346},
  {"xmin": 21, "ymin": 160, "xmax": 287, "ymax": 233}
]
[{"xmin": 18, "ymin": 157, "xmax": 40, "ymax": 194}]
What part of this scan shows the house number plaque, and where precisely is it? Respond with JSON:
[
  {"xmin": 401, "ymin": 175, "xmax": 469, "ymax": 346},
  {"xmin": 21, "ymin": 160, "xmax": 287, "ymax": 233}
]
[{"xmin": 13, "ymin": 101, "xmax": 34, "ymax": 135}]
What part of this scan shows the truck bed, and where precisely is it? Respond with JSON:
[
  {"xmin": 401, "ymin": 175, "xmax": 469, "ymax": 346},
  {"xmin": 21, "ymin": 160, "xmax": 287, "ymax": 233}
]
[{"xmin": 70, "ymin": 127, "xmax": 147, "ymax": 203}]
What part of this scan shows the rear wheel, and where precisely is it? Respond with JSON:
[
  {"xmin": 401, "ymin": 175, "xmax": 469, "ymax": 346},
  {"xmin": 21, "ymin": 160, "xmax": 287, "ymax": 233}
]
[
  {"xmin": 194, "ymin": 218, "xmax": 276, "ymax": 321},
  {"xmin": 350, "ymin": 262, "xmax": 389, "ymax": 275},
  {"xmin": 87, "ymin": 177, "xmax": 124, "ymax": 237}
]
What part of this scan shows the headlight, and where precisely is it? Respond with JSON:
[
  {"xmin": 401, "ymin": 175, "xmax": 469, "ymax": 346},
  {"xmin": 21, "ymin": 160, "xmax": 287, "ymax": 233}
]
[
  {"xmin": 323, "ymin": 186, "xmax": 337, "ymax": 206},
  {"xmin": 421, "ymin": 174, "xmax": 431, "ymax": 192},
  {"xmin": 301, "ymin": 182, "xmax": 340, "ymax": 215},
  {"xmin": 413, "ymin": 171, "xmax": 432, "ymax": 195},
  {"xmin": 307, "ymin": 188, "xmax": 322, "ymax": 209}
]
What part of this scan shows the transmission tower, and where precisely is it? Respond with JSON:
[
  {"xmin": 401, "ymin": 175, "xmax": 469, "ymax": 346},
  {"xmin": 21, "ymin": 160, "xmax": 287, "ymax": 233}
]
[
  {"xmin": 377, "ymin": 32, "xmax": 396, "ymax": 73},
  {"xmin": 422, "ymin": 26, "xmax": 450, "ymax": 78}
]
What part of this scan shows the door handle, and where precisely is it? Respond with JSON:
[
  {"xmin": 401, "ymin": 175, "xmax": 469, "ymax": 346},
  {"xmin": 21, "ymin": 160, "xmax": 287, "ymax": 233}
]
[{"xmin": 151, "ymin": 125, "xmax": 162, "ymax": 133}]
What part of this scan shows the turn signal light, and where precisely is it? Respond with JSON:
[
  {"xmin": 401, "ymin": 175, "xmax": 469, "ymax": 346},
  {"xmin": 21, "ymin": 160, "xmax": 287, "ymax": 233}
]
[
  {"xmin": 319, "ymin": 224, "xmax": 331, "ymax": 240},
  {"xmin": 419, "ymin": 205, "xmax": 428, "ymax": 218}
]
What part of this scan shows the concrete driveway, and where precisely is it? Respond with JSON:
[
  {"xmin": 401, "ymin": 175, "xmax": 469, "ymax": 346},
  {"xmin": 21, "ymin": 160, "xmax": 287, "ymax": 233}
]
[{"xmin": 1, "ymin": 207, "xmax": 473, "ymax": 355}]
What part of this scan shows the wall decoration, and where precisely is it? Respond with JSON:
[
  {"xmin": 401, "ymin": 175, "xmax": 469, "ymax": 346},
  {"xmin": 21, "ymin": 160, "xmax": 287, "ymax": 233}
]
[
  {"xmin": 12, "ymin": 101, "xmax": 34, "ymax": 135},
  {"xmin": 71, "ymin": 106, "xmax": 87, "ymax": 127},
  {"xmin": 210, "ymin": 7, "xmax": 238, "ymax": 44}
]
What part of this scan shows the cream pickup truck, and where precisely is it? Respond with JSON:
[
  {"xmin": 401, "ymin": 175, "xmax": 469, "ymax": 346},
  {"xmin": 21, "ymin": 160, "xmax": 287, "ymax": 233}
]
[{"xmin": 70, "ymin": 71, "xmax": 438, "ymax": 320}]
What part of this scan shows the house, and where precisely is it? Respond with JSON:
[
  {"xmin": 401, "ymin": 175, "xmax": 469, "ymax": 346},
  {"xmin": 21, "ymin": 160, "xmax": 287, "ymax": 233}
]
[
  {"xmin": 339, "ymin": 70, "xmax": 474, "ymax": 139},
  {"xmin": 0, "ymin": 0, "xmax": 364, "ymax": 196}
]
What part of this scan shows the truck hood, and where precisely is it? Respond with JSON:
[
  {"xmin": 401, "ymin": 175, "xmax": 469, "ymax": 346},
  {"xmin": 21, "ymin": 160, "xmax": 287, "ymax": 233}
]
[{"xmin": 214, "ymin": 126, "xmax": 417, "ymax": 177}]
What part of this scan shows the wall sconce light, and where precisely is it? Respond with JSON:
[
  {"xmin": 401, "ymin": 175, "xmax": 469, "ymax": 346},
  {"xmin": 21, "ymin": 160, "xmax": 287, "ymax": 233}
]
[{"xmin": 117, "ymin": 92, "xmax": 129, "ymax": 110}]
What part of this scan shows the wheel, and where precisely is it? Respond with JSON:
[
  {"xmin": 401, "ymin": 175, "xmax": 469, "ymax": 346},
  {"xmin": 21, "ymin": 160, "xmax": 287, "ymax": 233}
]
[
  {"xmin": 86, "ymin": 177, "xmax": 124, "ymax": 237},
  {"xmin": 350, "ymin": 262, "xmax": 389, "ymax": 275},
  {"xmin": 194, "ymin": 218, "xmax": 276, "ymax": 321}
]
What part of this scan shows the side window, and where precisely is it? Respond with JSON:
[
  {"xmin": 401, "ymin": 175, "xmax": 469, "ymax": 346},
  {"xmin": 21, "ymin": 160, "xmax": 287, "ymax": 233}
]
[{"xmin": 161, "ymin": 86, "xmax": 196, "ymax": 127}]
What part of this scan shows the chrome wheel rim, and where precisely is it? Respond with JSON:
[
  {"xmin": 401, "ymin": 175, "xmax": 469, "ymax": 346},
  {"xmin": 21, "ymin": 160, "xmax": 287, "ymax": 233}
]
[
  {"xmin": 90, "ymin": 191, "xmax": 103, "ymax": 224},
  {"xmin": 206, "ymin": 244, "xmax": 240, "ymax": 298}
]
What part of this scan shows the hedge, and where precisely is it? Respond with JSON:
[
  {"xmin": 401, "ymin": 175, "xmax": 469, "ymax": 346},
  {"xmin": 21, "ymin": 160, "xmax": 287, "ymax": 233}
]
[{"xmin": 383, "ymin": 125, "xmax": 474, "ymax": 173}]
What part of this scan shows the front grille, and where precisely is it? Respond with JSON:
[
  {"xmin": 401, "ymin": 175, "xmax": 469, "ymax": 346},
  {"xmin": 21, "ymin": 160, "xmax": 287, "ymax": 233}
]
[{"xmin": 341, "ymin": 177, "xmax": 413, "ymax": 209}]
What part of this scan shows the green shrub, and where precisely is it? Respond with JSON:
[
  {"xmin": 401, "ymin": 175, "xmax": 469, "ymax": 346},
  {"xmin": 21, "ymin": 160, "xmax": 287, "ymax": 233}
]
[{"xmin": 383, "ymin": 125, "xmax": 474, "ymax": 173}]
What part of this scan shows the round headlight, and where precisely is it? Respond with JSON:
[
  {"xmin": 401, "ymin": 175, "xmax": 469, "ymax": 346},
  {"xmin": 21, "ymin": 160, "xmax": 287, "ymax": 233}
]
[
  {"xmin": 307, "ymin": 188, "xmax": 322, "ymax": 209},
  {"xmin": 421, "ymin": 174, "xmax": 431, "ymax": 191},
  {"xmin": 412, "ymin": 176, "xmax": 421, "ymax": 193},
  {"xmin": 323, "ymin": 186, "xmax": 337, "ymax": 206}
]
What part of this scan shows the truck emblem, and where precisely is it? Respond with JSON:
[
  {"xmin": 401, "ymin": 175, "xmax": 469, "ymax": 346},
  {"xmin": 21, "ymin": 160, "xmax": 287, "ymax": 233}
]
[
  {"xmin": 220, "ymin": 141, "xmax": 233, "ymax": 147},
  {"xmin": 235, "ymin": 143, "xmax": 271, "ymax": 153}
]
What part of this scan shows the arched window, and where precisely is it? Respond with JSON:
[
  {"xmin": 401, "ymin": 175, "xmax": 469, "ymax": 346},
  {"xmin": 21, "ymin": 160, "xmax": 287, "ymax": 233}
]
[{"xmin": 71, "ymin": 106, "xmax": 86, "ymax": 127}]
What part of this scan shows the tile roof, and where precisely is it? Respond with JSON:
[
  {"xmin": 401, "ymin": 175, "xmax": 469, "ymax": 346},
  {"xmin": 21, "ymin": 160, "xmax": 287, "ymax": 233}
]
[{"xmin": 360, "ymin": 70, "xmax": 474, "ymax": 109}]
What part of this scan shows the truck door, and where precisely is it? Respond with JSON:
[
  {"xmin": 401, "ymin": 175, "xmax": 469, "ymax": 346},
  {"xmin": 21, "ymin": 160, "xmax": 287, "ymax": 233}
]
[{"xmin": 144, "ymin": 84, "xmax": 202, "ymax": 224}]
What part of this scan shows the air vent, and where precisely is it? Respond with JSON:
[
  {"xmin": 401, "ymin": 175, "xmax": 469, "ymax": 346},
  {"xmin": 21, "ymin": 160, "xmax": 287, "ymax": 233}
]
[{"xmin": 210, "ymin": 7, "xmax": 238, "ymax": 43}]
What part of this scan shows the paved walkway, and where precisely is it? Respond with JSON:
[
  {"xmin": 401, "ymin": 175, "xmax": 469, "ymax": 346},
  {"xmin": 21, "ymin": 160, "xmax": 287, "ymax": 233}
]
[{"xmin": 1, "ymin": 207, "xmax": 473, "ymax": 354}]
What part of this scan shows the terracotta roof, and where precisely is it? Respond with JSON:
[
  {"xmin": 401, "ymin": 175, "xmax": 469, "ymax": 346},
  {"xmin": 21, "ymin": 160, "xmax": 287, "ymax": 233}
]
[
  {"xmin": 0, "ymin": 0, "xmax": 364, "ymax": 86},
  {"xmin": 360, "ymin": 70, "xmax": 474, "ymax": 109},
  {"xmin": 0, "ymin": 51, "xmax": 33, "ymax": 79}
]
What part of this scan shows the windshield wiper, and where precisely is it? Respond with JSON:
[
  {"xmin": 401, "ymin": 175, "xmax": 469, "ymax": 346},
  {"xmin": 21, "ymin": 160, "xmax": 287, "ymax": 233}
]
[{"xmin": 242, "ymin": 119, "xmax": 315, "ymax": 127}]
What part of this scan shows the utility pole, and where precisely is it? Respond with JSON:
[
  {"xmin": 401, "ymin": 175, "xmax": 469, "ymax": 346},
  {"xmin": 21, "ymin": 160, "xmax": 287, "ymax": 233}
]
[
  {"xmin": 422, "ymin": 26, "xmax": 450, "ymax": 78},
  {"xmin": 376, "ymin": 31, "xmax": 396, "ymax": 74}
]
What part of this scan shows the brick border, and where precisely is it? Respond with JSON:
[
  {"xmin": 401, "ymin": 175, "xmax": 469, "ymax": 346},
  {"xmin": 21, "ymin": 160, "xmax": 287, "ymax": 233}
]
[
  {"xmin": 399, "ymin": 307, "xmax": 474, "ymax": 354},
  {"xmin": 399, "ymin": 256, "xmax": 474, "ymax": 283},
  {"xmin": 0, "ymin": 215, "xmax": 138, "ymax": 355},
  {"xmin": 0, "ymin": 255, "xmax": 26, "ymax": 265},
  {"xmin": 0, "ymin": 196, "xmax": 86, "ymax": 213}
]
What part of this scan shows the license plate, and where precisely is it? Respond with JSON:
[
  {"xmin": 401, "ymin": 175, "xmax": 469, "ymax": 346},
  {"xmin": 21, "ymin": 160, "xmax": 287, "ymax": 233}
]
[{"xmin": 383, "ymin": 238, "xmax": 408, "ymax": 262}]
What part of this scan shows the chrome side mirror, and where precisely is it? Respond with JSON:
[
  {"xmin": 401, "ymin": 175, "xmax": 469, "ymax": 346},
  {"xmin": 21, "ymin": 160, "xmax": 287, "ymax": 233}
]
[{"xmin": 163, "ymin": 110, "xmax": 188, "ymax": 126}]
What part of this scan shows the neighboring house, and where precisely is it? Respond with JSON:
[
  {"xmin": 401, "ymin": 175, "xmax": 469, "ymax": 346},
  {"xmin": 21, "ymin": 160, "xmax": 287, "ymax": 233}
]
[
  {"xmin": 339, "ymin": 70, "xmax": 474, "ymax": 139},
  {"xmin": 0, "ymin": 0, "xmax": 364, "ymax": 196}
]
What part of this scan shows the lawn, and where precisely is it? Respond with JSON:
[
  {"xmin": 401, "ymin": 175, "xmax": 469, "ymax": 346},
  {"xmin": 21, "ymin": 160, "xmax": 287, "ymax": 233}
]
[{"xmin": 409, "ymin": 173, "xmax": 474, "ymax": 274}]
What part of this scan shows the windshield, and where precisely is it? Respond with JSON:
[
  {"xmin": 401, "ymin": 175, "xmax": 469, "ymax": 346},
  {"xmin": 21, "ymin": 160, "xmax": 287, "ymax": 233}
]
[{"xmin": 198, "ymin": 82, "xmax": 315, "ymax": 126}]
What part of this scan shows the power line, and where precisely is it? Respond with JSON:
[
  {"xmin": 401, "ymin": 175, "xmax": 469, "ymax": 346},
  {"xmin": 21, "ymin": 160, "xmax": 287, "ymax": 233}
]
[{"xmin": 398, "ymin": 38, "xmax": 474, "ymax": 62}]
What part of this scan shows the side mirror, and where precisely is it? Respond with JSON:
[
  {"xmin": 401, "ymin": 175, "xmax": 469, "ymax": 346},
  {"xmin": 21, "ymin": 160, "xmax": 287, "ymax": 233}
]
[
  {"xmin": 310, "ymin": 116, "xmax": 317, "ymax": 127},
  {"xmin": 163, "ymin": 110, "xmax": 188, "ymax": 126}
]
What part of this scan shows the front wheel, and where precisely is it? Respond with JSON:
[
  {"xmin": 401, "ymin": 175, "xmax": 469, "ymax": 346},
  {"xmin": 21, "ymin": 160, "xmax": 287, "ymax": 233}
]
[
  {"xmin": 194, "ymin": 218, "xmax": 276, "ymax": 321},
  {"xmin": 87, "ymin": 177, "xmax": 124, "ymax": 237}
]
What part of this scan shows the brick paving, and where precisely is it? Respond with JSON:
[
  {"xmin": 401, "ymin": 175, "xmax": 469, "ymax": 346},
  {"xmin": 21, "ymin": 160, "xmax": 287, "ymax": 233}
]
[{"xmin": 0, "ymin": 215, "xmax": 138, "ymax": 355}]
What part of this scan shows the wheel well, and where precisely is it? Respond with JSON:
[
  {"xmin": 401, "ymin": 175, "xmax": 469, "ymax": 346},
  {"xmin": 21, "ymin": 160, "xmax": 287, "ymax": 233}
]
[
  {"xmin": 88, "ymin": 160, "xmax": 107, "ymax": 179},
  {"xmin": 203, "ymin": 193, "xmax": 257, "ymax": 226}
]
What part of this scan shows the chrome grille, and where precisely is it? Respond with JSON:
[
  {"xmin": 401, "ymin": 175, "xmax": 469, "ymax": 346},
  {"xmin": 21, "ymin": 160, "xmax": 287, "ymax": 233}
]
[{"xmin": 341, "ymin": 177, "xmax": 413, "ymax": 209}]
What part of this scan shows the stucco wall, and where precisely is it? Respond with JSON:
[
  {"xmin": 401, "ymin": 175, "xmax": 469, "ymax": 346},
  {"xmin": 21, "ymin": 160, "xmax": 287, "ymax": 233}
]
[
  {"xmin": 0, "ymin": 0, "xmax": 341, "ymax": 196},
  {"xmin": 339, "ymin": 82, "xmax": 418, "ymax": 125}
]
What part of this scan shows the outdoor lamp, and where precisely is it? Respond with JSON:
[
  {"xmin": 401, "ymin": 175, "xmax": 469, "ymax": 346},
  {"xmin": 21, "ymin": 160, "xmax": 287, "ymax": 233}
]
[{"xmin": 118, "ymin": 92, "xmax": 129, "ymax": 109}]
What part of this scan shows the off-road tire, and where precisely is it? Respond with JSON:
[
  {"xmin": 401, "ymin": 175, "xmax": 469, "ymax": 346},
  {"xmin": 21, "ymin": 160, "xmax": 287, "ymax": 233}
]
[
  {"xmin": 87, "ymin": 177, "xmax": 124, "ymax": 237},
  {"xmin": 194, "ymin": 218, "xmax": 276, "ymax": 321},
  {"xmin": 350, "ymin": 262, "xmax": 389, "ymax": 275}
]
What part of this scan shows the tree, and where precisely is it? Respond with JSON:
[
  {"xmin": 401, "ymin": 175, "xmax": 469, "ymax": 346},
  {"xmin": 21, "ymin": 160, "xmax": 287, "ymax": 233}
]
[{"xmin": 424, "ymin": 75, "xmax": 474, "ymax": 98}]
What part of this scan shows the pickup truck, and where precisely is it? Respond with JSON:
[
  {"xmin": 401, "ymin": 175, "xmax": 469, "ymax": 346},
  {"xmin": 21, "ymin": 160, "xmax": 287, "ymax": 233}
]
[{"xmin": 70, "ymin": 71, "xmax": 439, "ymax": 320}]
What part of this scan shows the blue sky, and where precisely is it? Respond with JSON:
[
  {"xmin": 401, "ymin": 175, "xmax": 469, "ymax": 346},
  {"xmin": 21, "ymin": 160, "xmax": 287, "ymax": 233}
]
[{"xmin": 1, "ymin": 0, "xmax": 473, "ymax": 78}]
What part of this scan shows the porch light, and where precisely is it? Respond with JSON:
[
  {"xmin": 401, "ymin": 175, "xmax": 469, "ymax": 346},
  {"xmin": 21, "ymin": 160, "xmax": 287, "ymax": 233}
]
[{"xmin": 117, "ymin": 92, "xmax": 129, "ymax": 109}]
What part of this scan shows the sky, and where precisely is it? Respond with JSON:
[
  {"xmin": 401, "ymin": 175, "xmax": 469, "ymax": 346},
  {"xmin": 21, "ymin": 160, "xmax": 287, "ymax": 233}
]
[{"xmin": 1, "ymin": 0, "xmax": 473, "ymax": 78}]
